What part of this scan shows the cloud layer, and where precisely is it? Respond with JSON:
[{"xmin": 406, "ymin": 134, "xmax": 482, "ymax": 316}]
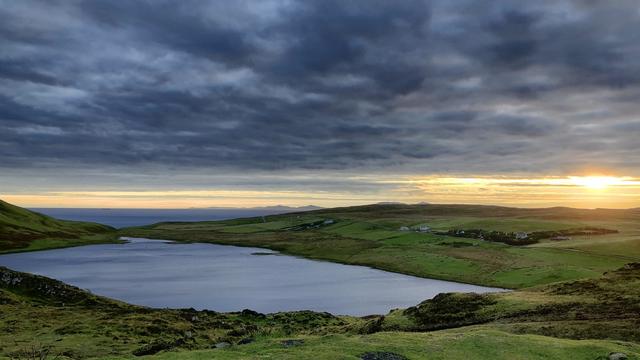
[{"xmin": 2, "ymin": 0, "xmax": 640, "ymax": 182}]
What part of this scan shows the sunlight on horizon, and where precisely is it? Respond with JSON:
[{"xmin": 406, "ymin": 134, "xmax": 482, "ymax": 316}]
[
  {"xmin": 3, "ymin": 175, "xmax": 639, "ymax": 209},
  {"xmin": 568, "ymin": 176, "xmax": 632, "ymax": 190}
]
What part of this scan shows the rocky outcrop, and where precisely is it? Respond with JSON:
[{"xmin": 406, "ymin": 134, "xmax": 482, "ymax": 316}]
[
  {"xmin": 360, "ymin": 351, "xmax": 408, "ymax": 360},
  {"xmin": 403, "ymin": 292, "xmax": 498, "ymax": 330},
  {"xmin": 0, "ymin": 266, "xmax": 103, "ymax": 306}
]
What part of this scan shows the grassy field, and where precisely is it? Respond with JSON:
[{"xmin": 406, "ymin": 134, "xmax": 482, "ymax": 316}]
[
  {"xmin": 122, "ymin": 203, "xmax": 640, "ymax": 289},
  {"xmin": 0, "ymin": 199, "xmax": 118, "ymax": 253},
  {"xmin": 144, "ymin": 330, "xmax": 640, "ymax": 360},
  {"xmin": 1, "ymin": 263, "xmax": 639, "ymax": 359}
]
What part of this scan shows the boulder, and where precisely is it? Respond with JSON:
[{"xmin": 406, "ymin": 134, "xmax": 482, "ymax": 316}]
[
  {"xmin": 237, "ymin": 337, "xmax": 254, "ymax": 345},
  {"xmin": 609, "ymin": 353, "xmax": 628, "ymax": 360},
  {"xmin": 360, "ymin": 351, "xmax": 408, "ymax": 360},
  {"xmin": 281, "ymin": 339, "xmax": 305, "ymax": 348},
  {"xmin": 240, "ymin": 309, "xmax": 265, "ymax": 318}
]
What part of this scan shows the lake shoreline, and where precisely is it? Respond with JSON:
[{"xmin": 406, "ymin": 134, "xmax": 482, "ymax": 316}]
[
  {"xmin": 0, "ymin": 237, "xmax": 506, "ymax": 316},
  {"xmin": 120, "ymin": 232, "xmax": 518, "ymax": 290}
]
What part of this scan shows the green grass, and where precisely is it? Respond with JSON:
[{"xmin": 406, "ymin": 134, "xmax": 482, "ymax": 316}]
[
  {"xmin": 323, "ymin": 221, "xmax": 401, "ymax": 241},
  {"xmin": 347, "ymin": 247, "xmax": 484, "ymax": 283},
  {"xmin": 121, "ymin": 203, "xmax": 637, "ymax": 289},
  {"xmin": 0, "ymin": 199, "xmax": 117, "ymax": 252},
  {"xmin": 140, "ymin": 329, "xmax": 640, "ymax": 360},
  {"xmin": 218, "ymin": 219, "xmax": 322, "ymax": 233},
  {"xmin": 423, "ymin": 217, "xmax": 583, "ymax": 232},
  {"xmin": 529, "ymin": 220, "xmax": 640, "ymax": 259},
  {"xmin": 2, "ymin": 264, "xmax": 640, "ymax": 359},
  {"xmin": 2, "ymin": 201, "xmax": 640, "ymax": 358}
]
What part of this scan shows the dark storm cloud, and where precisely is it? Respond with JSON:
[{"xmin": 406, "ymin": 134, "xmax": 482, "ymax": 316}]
[
  {"xmin": 485, "ymin": 10, "xmax": 540, "ymax": 69},
  {"xmin": 79, "ymin": 1, "xmax": 256, "ymax": 64},
  {"xmin": 1, "ymin": 0, "xmax": 640, "ymax": 178},
  {"xmin": 0, "ymin": 60, "xmax": 62, "ymax": 86}
]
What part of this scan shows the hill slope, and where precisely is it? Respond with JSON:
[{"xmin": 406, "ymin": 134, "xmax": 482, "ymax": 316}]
[{"xmin": 0, "ymin": 199, "xmax": 115, "ymax": 251}]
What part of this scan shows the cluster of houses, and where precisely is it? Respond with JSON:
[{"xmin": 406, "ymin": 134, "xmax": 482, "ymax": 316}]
[
  {"xmin": 514, "ymin": 232, "xmax": 572, "ymax": 242},
  {"xmin": 399, "ymin": 225, "xmax": 431, "ymax": 233}
]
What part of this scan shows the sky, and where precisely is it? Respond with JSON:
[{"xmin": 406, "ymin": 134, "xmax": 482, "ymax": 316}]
[{"xmin": 1, "ymin": 0, "xmax": 640, "ymax": 209}]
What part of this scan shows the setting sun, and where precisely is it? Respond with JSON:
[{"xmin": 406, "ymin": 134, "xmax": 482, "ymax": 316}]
[{"xmin": 569, "ymin": 176, "xmax": 622, "ymax": 190}]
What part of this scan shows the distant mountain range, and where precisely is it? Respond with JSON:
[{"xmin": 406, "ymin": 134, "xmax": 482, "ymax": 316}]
[
  {"xmin": 376, "ymin": 201, "xmax": 430, "ymax": 205},
  {"xmin": 196, "ymin": 205, "xmax": 323, "ymax": 212}
]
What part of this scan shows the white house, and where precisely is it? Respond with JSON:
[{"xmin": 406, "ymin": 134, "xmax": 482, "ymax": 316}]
[
  {"xmin": 515, "ymin": 232, "xmax": 528, "ymax": 240},
  {"xmin": 399, "ymin": 226, "xmax": 410, "ymax": 231},
  {"xmin": 323, "ymin": 219, "xmax": 335, "ymax": 225},
  {"xmin": 417, "ymin": 225, "xmax": 431, "ymax": 233}
]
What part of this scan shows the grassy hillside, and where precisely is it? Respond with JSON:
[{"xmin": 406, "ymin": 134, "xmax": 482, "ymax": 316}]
[
  {"xmin": 122, "ymin": 203, "xmax": 640, "ymax": 289},
  {"xmin": 1, "ymin": 264, "xmax": 639, "ymax": 359},
  {"xmin": 2, "ymin": 201, "xmax": 639, "ymax": 358},
  {"xmin": 0, "ymin": 199, "xmax": 117, "ymax": 252}
]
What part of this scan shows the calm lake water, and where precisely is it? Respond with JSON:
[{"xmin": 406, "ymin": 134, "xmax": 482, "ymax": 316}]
[{"xmin": 0, "ymin": 238, "xmax": 505, "ymax": 315}]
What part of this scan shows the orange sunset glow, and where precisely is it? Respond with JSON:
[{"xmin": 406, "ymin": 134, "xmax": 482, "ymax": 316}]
[{"xmin": 4, "ymin": 175, "xmax": 639, "ymax": 209}]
